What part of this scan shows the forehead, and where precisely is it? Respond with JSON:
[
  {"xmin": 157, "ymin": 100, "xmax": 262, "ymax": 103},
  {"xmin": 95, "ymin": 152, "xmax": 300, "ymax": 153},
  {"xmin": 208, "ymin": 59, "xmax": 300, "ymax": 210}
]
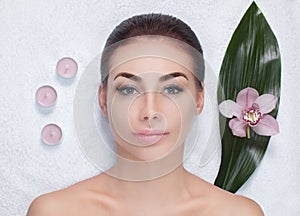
[{"xmin": 106, "ymin": 36, "xmax": 200, "ymax": 79}]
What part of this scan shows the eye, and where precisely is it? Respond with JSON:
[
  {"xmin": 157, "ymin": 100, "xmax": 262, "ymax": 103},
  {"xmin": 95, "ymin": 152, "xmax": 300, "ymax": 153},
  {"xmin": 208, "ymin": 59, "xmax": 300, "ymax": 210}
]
[
  {"xmin": 117, "ymin": 86, "xmax": 139, "ymax": 95},
  {"xmin": 163, "ymin": 85, "xmax": 183, "ymax": 94}
]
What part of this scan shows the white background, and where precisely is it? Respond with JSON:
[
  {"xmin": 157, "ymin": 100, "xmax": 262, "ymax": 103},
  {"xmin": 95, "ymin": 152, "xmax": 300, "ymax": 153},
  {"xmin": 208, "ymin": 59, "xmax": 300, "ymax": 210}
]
[{"xmin": 0, "ymin": 0, "xmax": 299, "ymax": 215}]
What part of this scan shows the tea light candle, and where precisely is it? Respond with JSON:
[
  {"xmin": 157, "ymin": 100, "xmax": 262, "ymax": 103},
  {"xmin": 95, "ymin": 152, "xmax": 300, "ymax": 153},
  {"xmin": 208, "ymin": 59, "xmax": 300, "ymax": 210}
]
[
  {"xmin": 35, "ymin": 85, "xmax": 57, "ymax": 107},
  {"xmin": 41, "ymin": 123, "xmax": 62, "ymax": 145},
  {"xmin": 56, "ymin": 57, "xmax": 78, "ymax": 78}
]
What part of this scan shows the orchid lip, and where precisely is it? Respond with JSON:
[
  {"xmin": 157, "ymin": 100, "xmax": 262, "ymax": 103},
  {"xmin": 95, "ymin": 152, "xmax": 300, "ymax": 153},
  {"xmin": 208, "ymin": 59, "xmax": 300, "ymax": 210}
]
[{"xmin": 242, "ymin": 103, "xmax": 262, "ymax": 126}]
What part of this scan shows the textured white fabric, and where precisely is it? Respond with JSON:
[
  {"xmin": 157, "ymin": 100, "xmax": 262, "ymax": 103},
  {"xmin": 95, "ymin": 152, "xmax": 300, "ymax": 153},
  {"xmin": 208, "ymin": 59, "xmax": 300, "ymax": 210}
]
[{"xmin": 0, "ymin": 0, "xmax": 299, "ymax": 215}]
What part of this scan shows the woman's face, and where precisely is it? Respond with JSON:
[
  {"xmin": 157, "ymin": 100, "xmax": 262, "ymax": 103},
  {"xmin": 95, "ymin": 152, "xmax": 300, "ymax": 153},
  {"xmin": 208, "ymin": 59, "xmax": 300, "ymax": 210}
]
[{"xmin": 98, "ymin": 38, "xmax": 204, "ymax": 161}]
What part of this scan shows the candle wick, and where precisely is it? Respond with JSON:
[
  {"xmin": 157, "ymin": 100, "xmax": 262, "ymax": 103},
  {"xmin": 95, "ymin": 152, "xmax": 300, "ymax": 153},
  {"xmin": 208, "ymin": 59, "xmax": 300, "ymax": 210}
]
[
  {"xmin": 64, "ymin": 65, "xmax": 69, "ymax": 73},
  {"xmin": 50, "ymin": 130, "xmax": 55, "ymax": 137}
]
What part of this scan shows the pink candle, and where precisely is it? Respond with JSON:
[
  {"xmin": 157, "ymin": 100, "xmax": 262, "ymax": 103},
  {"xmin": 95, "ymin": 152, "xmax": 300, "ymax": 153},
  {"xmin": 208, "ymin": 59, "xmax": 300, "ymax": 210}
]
[
  {"xmin": 35, "ymin": 85, "xmax": 57, "ymax": 107},
  {"xmin": 56, "ymin": 57, "xmax": 78, "ymax": 78},
  {"xmin": 41, "ymin": 123, "xmax": 63, "ymax": 145}
]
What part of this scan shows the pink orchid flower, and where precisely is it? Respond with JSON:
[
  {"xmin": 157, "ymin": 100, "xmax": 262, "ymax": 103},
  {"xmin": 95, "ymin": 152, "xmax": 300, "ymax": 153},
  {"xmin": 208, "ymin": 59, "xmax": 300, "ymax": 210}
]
[{"xmin": 219, "ymin": 87, "xmax": 279, "ymax": 138}]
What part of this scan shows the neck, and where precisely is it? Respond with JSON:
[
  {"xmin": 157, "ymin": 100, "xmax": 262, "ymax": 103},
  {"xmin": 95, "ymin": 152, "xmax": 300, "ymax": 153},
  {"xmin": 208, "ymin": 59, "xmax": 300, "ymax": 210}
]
[
  {"xmin": 110, "ymin": 164, "xmax": 191, "ymax": 208},
  {"xmin": 107, "ymin": 143, "xmax": 185, "ymax": 180},
  {"xmin": 105, "ymin": 144, "xmax": 191, "ymax": 207}
]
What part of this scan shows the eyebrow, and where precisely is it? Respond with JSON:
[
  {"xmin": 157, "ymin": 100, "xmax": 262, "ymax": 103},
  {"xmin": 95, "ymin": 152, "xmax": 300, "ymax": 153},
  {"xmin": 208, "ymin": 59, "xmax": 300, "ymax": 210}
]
[
  {"xmin": 113, "ymin": 72, "xmax": 142, "ymax": 82},
  {"xmin": 113, "ymin": 72, "xmax": 188, "ymax": 82},
  {"xmin": 159, "ymin": 72, "xmax": 188, "ymax": 82}
]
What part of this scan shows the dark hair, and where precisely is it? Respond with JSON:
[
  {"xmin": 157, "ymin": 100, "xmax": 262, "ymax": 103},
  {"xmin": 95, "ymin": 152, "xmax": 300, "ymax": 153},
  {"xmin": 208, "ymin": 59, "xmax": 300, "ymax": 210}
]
[{"xmin": 101, "ymin": 13, "xmax": 204, "ymax": 89}]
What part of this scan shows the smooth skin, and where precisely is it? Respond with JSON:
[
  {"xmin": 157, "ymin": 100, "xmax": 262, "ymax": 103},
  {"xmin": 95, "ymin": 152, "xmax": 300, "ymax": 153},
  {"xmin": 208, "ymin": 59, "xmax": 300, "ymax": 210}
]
[
  {"xmin": 27, "ymin": 40, "xmax": 264, "ymax": 216},
  {"xmin": 27, "ymin": 169, "xmax": 264, "ymax": 216}
]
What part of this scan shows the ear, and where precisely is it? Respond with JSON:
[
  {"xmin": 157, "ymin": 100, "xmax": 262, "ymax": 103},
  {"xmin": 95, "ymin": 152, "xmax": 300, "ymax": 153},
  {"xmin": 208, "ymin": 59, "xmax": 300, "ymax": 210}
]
[
  {"xmin": 98, "ymin": 84, "xmax": 108, "ymax": 116},
  {"xmin": 196, "ymin": 82, "xmax": 204, "ymax": 115}
]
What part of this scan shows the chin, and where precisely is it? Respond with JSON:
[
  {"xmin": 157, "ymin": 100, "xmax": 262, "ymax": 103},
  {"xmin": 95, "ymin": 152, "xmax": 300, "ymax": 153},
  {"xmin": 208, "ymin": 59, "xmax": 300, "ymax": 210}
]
[{"xmin": 117, "ymin": 138, "xmax": 180, "ymax": 160}]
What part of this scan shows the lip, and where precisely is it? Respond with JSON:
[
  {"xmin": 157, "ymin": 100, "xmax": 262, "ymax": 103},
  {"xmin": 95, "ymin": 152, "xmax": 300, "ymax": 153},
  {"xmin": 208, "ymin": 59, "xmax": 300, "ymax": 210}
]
[{"xmin": 134, "ymin": 129, "xmax": 169, "ymax": 146}]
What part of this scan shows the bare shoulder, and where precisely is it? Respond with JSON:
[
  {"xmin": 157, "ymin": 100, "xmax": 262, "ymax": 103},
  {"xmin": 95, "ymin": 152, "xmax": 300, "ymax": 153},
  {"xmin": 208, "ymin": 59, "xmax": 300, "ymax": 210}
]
[
  {"xmin": 211, "ymin": 185, "xmax": 264, "ymax": 216},
  {"xmin": 208, "ymin": 184, "xmax": 264, "ymax": 216},
  {"xmin": 26, "ymin": 189, "xmax": 70, "ymax": 216},
  {"xmin": 185, "ymin": 171, "xmax": 264, "ymax": 216},
  {"xmin": 231, "ymin": 194, "xmax": 264, "ymax": 216},
  {"xmin": 26, "ymin": 174, "xmax": 114, "ymax": 216}
]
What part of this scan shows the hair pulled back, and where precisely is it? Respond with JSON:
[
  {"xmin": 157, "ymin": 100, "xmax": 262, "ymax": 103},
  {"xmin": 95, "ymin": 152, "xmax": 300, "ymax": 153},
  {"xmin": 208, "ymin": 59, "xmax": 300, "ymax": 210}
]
[{"xmin": 101, "ymin": 13, "xmax": 204, "ymax": 89}]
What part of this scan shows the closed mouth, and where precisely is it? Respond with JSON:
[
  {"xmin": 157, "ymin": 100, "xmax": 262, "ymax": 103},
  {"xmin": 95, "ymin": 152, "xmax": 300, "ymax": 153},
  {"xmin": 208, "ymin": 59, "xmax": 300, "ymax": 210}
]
[{"xmin": 134, "ymin": 129, "xmax": 169, "ymax": 145}]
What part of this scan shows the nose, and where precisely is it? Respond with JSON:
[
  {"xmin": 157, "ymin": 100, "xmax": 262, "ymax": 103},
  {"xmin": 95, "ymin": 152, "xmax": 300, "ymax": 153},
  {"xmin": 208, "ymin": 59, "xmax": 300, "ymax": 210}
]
[
  {"xmin": 139, "ymin": 92, "xmax": 161, "ymax": 122},
  {"xmin": 142, "ymin": 112, "xmax": 160, "ymax": 121}
]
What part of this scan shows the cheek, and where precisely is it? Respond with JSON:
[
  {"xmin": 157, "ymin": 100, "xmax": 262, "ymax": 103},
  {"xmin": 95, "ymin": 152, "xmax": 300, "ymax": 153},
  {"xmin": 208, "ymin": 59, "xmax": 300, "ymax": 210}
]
[
  {"xmin": 107, "ymin": 93, "xmax": 137, "ymax": 137},
  {"xmin": 160, "ymin": 94, "xmax": 197, "ymax": 147},
  {"xmin": 171, "ymin": 94, "xmax": 197, "ymax": 134},
  {"xmin": 161, "ymin": 99, "xmax": 180, "ymax": 121}
]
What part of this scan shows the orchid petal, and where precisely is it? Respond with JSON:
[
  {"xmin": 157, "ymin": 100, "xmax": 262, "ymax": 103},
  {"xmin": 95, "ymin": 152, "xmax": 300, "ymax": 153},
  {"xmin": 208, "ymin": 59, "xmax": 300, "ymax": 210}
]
[
  {"xmin": 219, "ymin": 100, "xmax": 242, "ymax": 118},
  {"xmin": 236, "ymin": 87, "xmax": 259, "ymax": 108},
  {"xmin": 229, "ymin": 118, "xmax": 247, "ymax": 137},
  {"xmin": 254, "ymin": 94, "xmax": 277, "ymax": 114},
  {"xmin": 251, "ymin": 115, "xmax": 279, "ymax": 136}
]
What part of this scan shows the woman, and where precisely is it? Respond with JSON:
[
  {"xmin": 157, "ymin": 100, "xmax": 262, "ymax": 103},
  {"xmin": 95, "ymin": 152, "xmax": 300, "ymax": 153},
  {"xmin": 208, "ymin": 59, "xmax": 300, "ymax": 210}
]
[{"xmin": 27, "ymin": 13, "xmax": 264, "ymax": 215}]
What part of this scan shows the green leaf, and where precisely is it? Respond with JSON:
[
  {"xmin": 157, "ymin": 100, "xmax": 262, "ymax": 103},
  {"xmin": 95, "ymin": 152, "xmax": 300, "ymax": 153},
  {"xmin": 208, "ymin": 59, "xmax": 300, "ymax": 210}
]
[{"xmin": 214, "ymin": 2, "xmax": 281, "ymax": 193}]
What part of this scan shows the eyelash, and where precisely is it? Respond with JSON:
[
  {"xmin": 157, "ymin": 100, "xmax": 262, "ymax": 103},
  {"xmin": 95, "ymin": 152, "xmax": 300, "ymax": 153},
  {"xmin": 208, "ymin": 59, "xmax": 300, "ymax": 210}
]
[
  {"xmin": 163, "ymin": 85, "xmax": 183, "ymax": 95},
  {"xmin": 116, "ymin": 85, "xmax": 139, "ymax": 95},
  {"xmin": 116, "ymin": 85, "xmax": 183, "ymax": 95}
]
